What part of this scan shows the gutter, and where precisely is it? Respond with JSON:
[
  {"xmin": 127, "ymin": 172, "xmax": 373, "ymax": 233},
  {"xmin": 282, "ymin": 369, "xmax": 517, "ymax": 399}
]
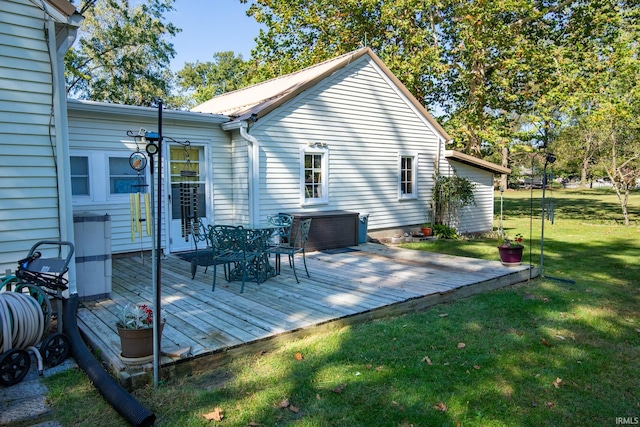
[
  {"xmin": 44, "ymin": 5, "xmax": 82, "ymax": 293},
  {"xmin": 221, "ymin": 120, "xmax": 260, "ymax": 226}
]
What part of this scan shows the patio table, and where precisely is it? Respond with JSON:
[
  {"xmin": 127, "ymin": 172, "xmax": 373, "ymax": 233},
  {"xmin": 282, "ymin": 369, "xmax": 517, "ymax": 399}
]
[{"xmin": 224, "ymin": 226, "xmax": 277, "ymax": 286}]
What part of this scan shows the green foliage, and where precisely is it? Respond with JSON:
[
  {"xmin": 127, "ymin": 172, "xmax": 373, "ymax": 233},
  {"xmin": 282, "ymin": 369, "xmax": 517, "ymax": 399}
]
[
  {"xmin": 65, "ymin": 0, "xmax": 179, "ymax": 106},
  {"xmin": 176, "ymin": 51, "xmax": 252, "ymax": 106},
  {"xmin": 432, "ymin": 223, "xmax": 458, "ymax": 239},
  {"xmin": 431, "ymin": 175, "xmax": 475, "ymax": 229}
]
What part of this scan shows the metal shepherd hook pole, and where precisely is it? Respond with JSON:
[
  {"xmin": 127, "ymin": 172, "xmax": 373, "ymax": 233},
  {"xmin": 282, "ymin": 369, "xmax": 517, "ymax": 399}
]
[{"xmin": 153, "ymin": 101, "xmax": 163, "ymax": 389}]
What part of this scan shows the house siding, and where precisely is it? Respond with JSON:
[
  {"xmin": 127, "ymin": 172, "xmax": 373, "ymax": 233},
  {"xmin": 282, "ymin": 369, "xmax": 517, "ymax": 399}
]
[
  {"xmin": 67, "ymin": 103, "xmax": 232, "ymax": 254},
  {"xmin": 0, "ymin": 0, "xmax": 60, "ymax": 272},
  {"xmin": 443, "ymin": 161, "xmax": 495, "ymax": 234},
  {"xmin": 251, "ymin": 56, "xmax": 440, "ymax": 230}
]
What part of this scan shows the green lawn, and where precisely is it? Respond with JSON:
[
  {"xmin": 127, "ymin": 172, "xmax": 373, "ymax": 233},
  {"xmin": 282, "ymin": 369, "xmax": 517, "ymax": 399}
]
[{"xmin": 43, "ymin": 188, "xmax": 640, "ymax": 426}]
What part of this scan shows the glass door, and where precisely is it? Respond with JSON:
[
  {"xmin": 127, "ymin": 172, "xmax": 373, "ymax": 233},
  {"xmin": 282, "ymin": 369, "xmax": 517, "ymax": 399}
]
[{"xmin": 168, "ymin": 144, "xmax": 206, "ymax": 252}]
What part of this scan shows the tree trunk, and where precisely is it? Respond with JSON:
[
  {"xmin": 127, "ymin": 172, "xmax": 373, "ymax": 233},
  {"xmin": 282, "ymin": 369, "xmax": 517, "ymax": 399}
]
[{"xmin": 580, "ymin": 157, "xmax": 589, "ymax": 188}]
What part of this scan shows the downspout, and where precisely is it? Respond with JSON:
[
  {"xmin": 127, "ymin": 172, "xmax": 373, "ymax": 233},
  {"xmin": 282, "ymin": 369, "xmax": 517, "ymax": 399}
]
[
  {"xmin": 239, "ymin": 123, "xmax": 260, "ymax": 227},
  {"xmin": 44, "ymin": 8, "xmax": 82, "ymax": 293}
]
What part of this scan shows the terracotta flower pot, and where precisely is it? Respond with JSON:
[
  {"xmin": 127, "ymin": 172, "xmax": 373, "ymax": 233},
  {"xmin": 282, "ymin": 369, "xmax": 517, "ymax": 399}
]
[
  {"xmin": 420, "ymin": 227, "xmax": 432, "ymax": 236},
  {"xmin": 498, "ymin": 246, "xmax": 524, "ymax": 266},
  {"xmin": 117, "ymin": 322, "xmax": 164, "ymax": 358}
]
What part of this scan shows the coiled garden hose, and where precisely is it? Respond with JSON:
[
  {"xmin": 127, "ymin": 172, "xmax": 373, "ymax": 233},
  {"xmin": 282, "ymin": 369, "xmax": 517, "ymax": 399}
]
[{"xmin": 0, "ymin": 292, "xmax": 46, "ymax": 374}]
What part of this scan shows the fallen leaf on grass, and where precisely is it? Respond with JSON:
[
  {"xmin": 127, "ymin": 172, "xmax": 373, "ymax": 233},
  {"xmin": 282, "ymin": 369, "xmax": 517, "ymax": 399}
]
[
  {"xmin": 541, "ymin": 338, "xmax": 552, "ymax": 347},
  {"xmin": 457, "ymin": 342, "xmax": 466, "ymax": 349},
  {"xmin": 553, "ymin": 377, "xmax": 562, "ymax": 388},
  {"xmin": 391, "ymin": 400, "xmax": 405, "ymax": 411},
  {"xmin": 332, "ymin": 383, "xmax": 346, "ymax": 394},
  {"xmin": 279, "ymin": 399, "xmax": 289, "ymax": 408},
  {"xmin": 473, "ymin": 364, "xmax": 481, "ymax": 370},
  {"xmin": 545, "ymin": 401, "xmax": 555, "ymax": 408},
  {"xmin": 423, "ymin": 356, "xmax": 433, "ymax": 365},
  {"xmin": 289, "ymin": 405, "xmax": 300, "ymax": 413},
  {"xmin": 439, "ymin": 313, "xmax": 448, "ymax": 318},
  {"xmin": 434, "ymin": 402, "xmax": 447, "ymax": 412},
  {"xmin": 295, "ymin": 352, "xmax": 304, "ymax": 360},
  {"xmin": 203, "ymin": 407, "xmax": 224, "ymax": 421}
]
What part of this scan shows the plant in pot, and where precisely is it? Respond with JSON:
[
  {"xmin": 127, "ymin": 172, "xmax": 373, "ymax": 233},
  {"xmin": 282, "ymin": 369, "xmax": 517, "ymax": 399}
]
[
  {"xmin": 497, "ymin": 233, "xmax": 524, "ymax": 266},
  {"xmin": 116, "ymin": 303, "xmax": 165, "ymax": 359}
]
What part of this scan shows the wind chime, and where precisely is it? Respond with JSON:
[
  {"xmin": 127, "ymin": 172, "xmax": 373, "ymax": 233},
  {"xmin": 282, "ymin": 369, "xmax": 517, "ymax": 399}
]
[
  {"xmin": 129, "ymin": 144, "xmax": 151, "ymax": 242},
  {"xmin": 178, "ymin": 142, "xmax": 198, "ymax": 241}
]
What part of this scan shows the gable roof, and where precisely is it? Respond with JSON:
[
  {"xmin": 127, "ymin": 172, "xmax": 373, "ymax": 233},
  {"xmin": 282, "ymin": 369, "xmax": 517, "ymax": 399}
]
[
  {"xmin": 445, "ymin": 150, "xmax": 511, "ymax": 175},
  {"xmin": 192, "ymin": 47, "xmax": 451, "ymax": 140},
  {"xmin": 46, "ymin": 0, "xmax": 77, "ymax": 17}
]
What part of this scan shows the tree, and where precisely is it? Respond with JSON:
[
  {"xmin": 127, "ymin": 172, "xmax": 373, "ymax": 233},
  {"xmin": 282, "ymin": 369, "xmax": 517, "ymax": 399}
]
[
  {"xmin": 243, "ymin": 0, "xmax": 568, "ymax": 178},
  {"xmin": 65, "ymin": 0, "xmax": 179, "ymax": 106},
  {"xmin": 176, "ymin": 52, "xmax": 251, "ymax": 106},
  {"xmin": 243, "ymin": 0, "xmax": 443, "ymax": 106},
  {"xmin": 547, "ymin": 0, "xmax": 639, "ymax": 223}
]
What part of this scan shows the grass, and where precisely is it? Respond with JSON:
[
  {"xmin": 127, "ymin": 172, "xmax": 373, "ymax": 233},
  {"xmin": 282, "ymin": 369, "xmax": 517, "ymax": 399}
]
[{"xmin": 42, "ymin": 188, "xmax": 639, "ymax": 426}]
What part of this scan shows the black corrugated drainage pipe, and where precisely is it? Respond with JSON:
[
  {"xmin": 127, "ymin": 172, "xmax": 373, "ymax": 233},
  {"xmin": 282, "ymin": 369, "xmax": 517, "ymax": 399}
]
[{"xmin": 63, "ymin": 294, "xmax": 156, "ymax": 427}]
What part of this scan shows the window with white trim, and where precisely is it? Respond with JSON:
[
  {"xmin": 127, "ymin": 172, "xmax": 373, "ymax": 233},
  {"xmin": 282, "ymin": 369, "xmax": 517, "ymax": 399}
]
[
  {"xmin": 301, "ymin": 146, "xmax": 329, "ymax": 205},
  {"xmin": 399, "ymin": 153, "xmax": 417, "ymax": 199},
  {"xmin": 70, "ymin": 151, "xmax": 149, "ymax": 203}
]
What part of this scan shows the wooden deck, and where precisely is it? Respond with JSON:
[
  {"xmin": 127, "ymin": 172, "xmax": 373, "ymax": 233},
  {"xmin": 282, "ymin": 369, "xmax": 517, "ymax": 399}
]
[{"xmin": 76, "ymin": 243, "xmax": 537, "ymax": 388}]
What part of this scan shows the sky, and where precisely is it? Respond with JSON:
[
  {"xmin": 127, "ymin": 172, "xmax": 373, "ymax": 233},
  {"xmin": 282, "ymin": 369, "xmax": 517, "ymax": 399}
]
[{"xmin": 166, "ymin": 0, "xmax": 264, "ymax": 72}]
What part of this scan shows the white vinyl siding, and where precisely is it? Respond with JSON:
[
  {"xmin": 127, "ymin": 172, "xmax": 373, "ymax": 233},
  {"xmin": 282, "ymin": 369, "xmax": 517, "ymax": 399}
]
[
  {"xmin": 253, "ymin": 56, "xmax": 439, "ymax": 230},
  {"xmin": 446, "ymin": 162, "xmax": 495, "ymax": 234},
  {"xmin": 0, "ymin": 0, "xmax": 60, "ymax": 272},
  {"xmin": 67, "ymin": 102, "xmax": 231, "ymax": 254}
]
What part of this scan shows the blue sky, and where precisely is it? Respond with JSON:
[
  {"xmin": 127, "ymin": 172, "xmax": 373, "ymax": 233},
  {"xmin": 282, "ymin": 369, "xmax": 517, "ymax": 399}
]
[{"xmin": 166, "ymin": 0, "xmax": 263, "ymax": 72}]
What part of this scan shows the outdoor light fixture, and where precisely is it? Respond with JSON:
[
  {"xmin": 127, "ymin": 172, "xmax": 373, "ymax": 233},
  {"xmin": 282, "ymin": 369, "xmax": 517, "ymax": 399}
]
[{"xmin": 144, "ymin": 131, "xmax": 160, "ymax": 156}]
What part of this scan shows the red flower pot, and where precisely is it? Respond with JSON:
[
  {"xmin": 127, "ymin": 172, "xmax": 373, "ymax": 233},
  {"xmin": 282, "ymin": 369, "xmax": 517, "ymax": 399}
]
[{"xmin": 498, "ymin": 246, "xmax": 523, "ymax": 266}]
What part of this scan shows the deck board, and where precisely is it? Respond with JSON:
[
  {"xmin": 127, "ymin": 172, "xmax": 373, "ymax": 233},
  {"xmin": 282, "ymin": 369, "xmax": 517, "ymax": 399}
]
[{"xmin": 76, "ymin": 243, "xmax": 537, "ymax": 388}]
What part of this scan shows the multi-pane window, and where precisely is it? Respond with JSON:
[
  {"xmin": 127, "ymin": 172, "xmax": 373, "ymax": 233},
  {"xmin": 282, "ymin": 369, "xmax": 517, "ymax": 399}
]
[
  {"xmin": 169, "ymin": 146, "xmax": 206, "ymax": 219},
  {"xmin": 109, "ymin": 157, "xmax": 146, "ymax": 194},
  {"xmin": 399, "ymin": 154, "xmax": 417, "ymax": 199},
  {"xmin": 304, "ymin": 153, "xmax": 323, "ymax": 199},
  {"xmin": 70, "ymin": 156, "xmax": 90, "ymax": 196},
  {"xmin": 301, "ymin": 147, "xmax": 328, "ymax": 204}
]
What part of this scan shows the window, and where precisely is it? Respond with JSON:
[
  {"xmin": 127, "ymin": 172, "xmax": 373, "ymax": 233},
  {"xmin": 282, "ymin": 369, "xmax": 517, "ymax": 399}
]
[
  {"xmin": 70, "ymin": 156, "xmax": 90, "ymax": 196},
  {"xmin": 109, "ymin": 157, "xmax": 146, "ymax": 194},
  {"xmin": 301, "ymin": 146, "xmax": 329, "ymax": 204},
  {"xmin": 399, "ymin": 154, "xmax": 417, "ymax": 199}
]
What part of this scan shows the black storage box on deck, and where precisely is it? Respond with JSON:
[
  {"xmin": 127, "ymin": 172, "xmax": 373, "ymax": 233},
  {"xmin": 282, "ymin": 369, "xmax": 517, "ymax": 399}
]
[{"xmin": 284, "ymin": 210, "xmax": 359, "ymax": 252}]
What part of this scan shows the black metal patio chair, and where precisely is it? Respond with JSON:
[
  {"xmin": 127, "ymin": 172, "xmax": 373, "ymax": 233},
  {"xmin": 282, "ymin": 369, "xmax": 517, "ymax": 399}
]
[
  {"xmin": 267, "ymin": 214, "xmax": 293, "ymax": 247},
  {"xmin": 211, "ymin": 225, "xmax": 262, "ymax": 293},
  {"xmin": 267, "ymin": 218, "xmax": 312, "ymax": 283},
  {"xmin": 189, "ymin": 219, "xmax": 233, "ymax": 282}
]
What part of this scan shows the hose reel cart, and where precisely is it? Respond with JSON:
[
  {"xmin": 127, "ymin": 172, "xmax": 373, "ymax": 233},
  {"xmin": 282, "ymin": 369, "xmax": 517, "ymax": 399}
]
[{"xmin": 0, "ymin": 240, "xmax": 74, "ymax": 386}]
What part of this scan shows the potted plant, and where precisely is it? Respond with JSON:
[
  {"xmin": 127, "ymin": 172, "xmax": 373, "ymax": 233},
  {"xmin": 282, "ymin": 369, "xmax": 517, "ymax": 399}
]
[
  {"xmin": 497, "ymin": 233, "xmax": 524, "ymax": 266},
  {"xmin": 116, "ymin": 303, "xmax": 165, "ymax": 359}
]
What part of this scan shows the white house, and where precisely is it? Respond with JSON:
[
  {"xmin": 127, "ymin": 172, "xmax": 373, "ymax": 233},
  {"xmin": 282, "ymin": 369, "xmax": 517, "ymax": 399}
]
[
  {"xmin": 0, "ymin": 0, "xmax": 82, "ymax": 284},
  {"xmin": 192, "ymin": 48, "xmax": 509, "ymax": 238},
  {"xmin": 2, "ymin": 22, "xmax": 507, "ymax": 277}
]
